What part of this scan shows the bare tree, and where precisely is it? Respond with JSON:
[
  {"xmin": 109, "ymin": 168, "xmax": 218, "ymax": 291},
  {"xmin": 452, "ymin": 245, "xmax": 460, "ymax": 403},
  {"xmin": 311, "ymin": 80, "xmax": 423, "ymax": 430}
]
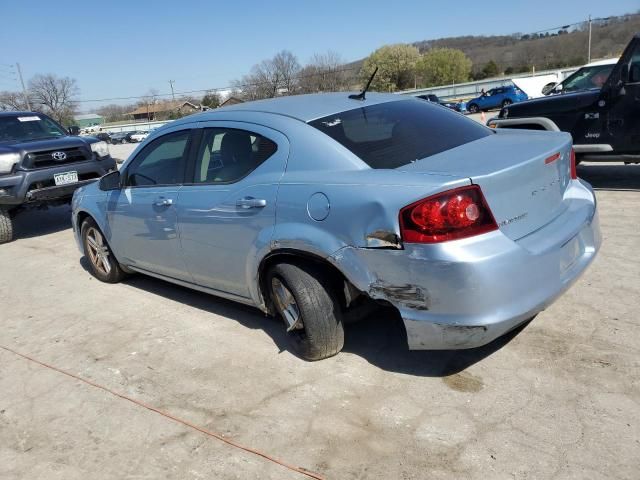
[
  {"xmin": 298, "ymin": 51, "xmax": 350, "ymax": 93},
  {"xmin": 97, "ymin": 103, "xmax": 135, "ymax": 123},
  {"xmin": 233, "ymin": 50, "xmax": 301, "ymax": 100},
  {"xmin": 28, "ymin": 74, "xmax": 79, "ymax": 124},
  {"xmin": 272, "ymin": 50, "xmax": 301, "ymax": 94},
  {"xmin": 138, "ymin": 88, "xmax": 160, "ymax": 107},
  {"xmin": 0, "ymin": 91, "xmax": 28, "ymax": 111}
]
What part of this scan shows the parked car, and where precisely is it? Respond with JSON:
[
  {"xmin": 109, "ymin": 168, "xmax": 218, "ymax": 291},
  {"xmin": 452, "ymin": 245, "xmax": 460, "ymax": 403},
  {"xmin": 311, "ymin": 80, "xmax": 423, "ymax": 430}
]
[
  {"xmin": 0, "ymin": 111, "xmax": 116, "ymax": 243},
  {"xmin": 94, "ymin": 132, "xmax": 112, "ymax": 143},
  {"xmin": 416, "ymin": 94, "xmax": 464, "ymax": 112},
  {"xmin": 466, "ymin": 85, "xmax": 528, "ymax": 113},
  {"xmin": 542, "ymin": 58, "xmax": 618, "ymax": 95},
  {"xmin": 129, "ymin": 131, "xmax": 149, "ymax": 142},
  {"xmin": 109, "ymin": 131, "xmax": 135, "ymax": 144},
  {"xmin": 489, "ymin": 33, "xmax": 640, "ymax": 163},
  {"xmin": 72, "ymin": 93, "xmax": 600, "ymax": 360}
]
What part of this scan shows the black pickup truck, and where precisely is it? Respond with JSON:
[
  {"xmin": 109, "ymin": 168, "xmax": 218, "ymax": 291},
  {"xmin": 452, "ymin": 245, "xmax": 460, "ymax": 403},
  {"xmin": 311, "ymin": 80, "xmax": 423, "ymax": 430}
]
[
  {"xmin": 0, "ymin": 111, "xmax": 116, "ymax": 243},
  {"xmin": 488, "ymin": 33, "xmax": 640, "ymax": 163}
]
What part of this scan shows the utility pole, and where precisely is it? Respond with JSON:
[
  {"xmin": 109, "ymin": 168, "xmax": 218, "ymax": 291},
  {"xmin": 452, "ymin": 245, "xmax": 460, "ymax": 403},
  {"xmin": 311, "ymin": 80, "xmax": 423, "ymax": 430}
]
[
  {"xmin": 15, "ymin": 63, "xmax": 31, "ymax": 111},
  {"xmin": 587, "ymin": 15, "xmax": 592, "ymax": 63},
  {"xmin": 169, "ymin": 80, "xmax": 175, "ymax": 102}
]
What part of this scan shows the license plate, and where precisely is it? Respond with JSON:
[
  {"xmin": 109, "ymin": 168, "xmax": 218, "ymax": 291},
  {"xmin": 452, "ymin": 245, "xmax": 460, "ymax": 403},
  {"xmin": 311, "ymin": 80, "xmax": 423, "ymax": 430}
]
[{"xmin": 54, "ymin": 171, "xmax": 78, "ymax": 186}]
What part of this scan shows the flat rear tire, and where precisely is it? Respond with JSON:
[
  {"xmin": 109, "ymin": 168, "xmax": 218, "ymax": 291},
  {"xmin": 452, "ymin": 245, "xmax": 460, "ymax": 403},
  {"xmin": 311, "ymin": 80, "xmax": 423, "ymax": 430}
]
[{"xmin": 268, "ymin": 262, "xmax": 345, "ymax": 361}]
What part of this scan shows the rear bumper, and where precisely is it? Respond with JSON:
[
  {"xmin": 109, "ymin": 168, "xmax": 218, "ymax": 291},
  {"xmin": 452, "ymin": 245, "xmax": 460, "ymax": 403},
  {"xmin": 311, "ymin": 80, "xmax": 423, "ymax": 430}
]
[
  {"xmin": 329, "ymin": 180, "xmax": 601, "ymax": 350},
  {"xmin": 0, "ymin": 157, "xmax": 116, "ymax": 206}
]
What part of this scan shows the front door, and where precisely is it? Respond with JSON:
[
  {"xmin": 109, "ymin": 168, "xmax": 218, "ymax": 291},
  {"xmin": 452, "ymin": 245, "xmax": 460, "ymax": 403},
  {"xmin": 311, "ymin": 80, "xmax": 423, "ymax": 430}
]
[
  {"xmin": 604, "ymin": 36, "xmax": 640, "ymax": 154},
  {"xmin": 177, "ymin": 122, "xmax": 289, "ymax": 298},
  {"xmin": 108, "ymin": 128, "xmax": 193, "ymax": 280}
]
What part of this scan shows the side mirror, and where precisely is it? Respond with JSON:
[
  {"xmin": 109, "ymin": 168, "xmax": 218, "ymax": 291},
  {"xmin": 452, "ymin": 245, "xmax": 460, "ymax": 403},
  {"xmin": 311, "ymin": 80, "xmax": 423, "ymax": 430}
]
[
  {"xmin": 542, "ymin": 82, "xmax": 557, "ymax": 95},
  {"xmin": 68, "ymin": 125, "xmax": 80, "ymax": 136},
  {"xmin": 99, "ymin": 170, "xmax": 121, "ymax": 191}
]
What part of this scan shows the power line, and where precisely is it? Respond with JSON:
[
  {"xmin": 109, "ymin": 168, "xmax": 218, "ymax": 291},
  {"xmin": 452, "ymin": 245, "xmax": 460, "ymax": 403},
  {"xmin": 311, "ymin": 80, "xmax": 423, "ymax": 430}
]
[
  {"xmin": 525, "ymin": 15, "xmax": 612, "ymax": 36},
  {"xmin": 73, "ymin": 65, "xmax": 358, "ymax": 104}
]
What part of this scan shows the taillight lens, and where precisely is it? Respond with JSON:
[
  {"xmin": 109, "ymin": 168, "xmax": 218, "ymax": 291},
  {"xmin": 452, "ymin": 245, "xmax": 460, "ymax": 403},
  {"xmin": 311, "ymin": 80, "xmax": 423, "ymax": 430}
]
[
  {"xmin": 570, "ymin": 148, "xmax": 577, "ymax": 180},
  {"xmin": 399, "ymin": 185, "xmax": 498, "ymax": 244}
]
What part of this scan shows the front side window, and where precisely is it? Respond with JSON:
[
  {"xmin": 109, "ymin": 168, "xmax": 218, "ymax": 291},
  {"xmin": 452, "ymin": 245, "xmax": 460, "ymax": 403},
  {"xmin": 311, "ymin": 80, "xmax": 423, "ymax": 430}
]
[
  {"xmin": 126, "ymin": 130, "xmax": 190, "ymax": 187},
  {"xmin": 0, "ymin": 114, "xmax": 67, "ymax": 144},
  {"xmin": 192, "ymin": 128, "xmax": 277, "ymax": 184},
  {"xmin": 560, "ymin": 65, "xmax": 615, "ymax": 92},
  {"xmin": 309, "ymin": 99, "xmax": 491, "ymax": 169}
]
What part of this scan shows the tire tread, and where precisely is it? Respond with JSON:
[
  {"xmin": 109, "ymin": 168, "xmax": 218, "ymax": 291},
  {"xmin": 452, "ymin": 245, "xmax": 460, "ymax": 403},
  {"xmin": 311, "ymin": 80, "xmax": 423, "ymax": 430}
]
[
  {"xmin": 269, "ymin": 262, "xmax": 344, "ymax": 361},
  {"xmin": 0, "ymin": 207, "xmax": 13, "ymax": 244}
]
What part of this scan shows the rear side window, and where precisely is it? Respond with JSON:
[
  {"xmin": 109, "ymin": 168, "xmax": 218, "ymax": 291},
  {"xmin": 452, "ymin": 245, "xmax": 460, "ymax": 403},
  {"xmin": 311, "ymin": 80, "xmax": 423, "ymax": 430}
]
[
  {"xmin": 192, "ymin": 128, "xmax": 277, "ymax": 184},
  {"xmin": 309, "ymin": 99, "xmax": 491, "ymax": 169}
]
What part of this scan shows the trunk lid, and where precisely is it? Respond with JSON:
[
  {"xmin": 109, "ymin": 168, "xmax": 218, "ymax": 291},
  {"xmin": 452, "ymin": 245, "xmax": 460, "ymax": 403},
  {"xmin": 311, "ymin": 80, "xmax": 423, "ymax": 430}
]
[{"xmin": 397, "ymin": 129, "xmax": 574, "ymax": 240}]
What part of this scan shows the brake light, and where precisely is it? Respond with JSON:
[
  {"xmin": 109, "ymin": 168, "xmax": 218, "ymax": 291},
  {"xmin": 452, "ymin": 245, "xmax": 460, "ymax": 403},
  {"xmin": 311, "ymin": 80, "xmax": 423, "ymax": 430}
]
[
  {"xmin": 570, "ymin": 148, "xmax": 577, "ymax": 180},
  {"xmin": 399, "ymin": 185, "xmax": 498, "ymax": 244}
]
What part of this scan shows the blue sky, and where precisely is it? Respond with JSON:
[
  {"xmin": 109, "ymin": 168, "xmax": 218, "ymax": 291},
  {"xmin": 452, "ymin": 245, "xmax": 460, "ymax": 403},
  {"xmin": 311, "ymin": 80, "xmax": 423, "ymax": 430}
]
[{"xmin": 1, "ymin": 0, "xmax": 638, "ymax": 111}]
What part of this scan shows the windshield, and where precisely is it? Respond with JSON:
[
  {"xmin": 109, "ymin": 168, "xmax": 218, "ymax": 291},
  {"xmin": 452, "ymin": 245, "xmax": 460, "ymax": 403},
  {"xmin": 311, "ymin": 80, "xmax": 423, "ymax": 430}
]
[
  {"xmin": 0, "ymin": 114, "xmax": 67, "ymax": 143},
  {"xmin": 554, "ymin": 64, "xmax": 615, "ymax": 93},
  {"xmin": 309, "ymin": 99, "xmax": 491, "ymax": 169}
]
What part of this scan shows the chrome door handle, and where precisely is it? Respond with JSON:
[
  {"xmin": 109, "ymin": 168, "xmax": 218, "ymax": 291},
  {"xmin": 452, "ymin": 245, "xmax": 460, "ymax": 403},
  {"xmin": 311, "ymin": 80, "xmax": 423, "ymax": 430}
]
[
  {"xmin": 236, "ymin": 197, "xmax": 267, "ymax": 209},
  {"xmin": 154, "ymin": 198, "xmax": 173, "ymax": 206}
]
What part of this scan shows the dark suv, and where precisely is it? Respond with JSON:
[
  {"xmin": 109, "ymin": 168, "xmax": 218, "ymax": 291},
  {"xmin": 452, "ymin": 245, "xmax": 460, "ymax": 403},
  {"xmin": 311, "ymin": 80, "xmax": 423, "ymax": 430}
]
[
  {"xmin": 0, "ymin": 111, "xmax": 116, "ymax": 243},
  {"xmin": 488, "ymin": 33, "xmax": 640, "ymax": 163}
]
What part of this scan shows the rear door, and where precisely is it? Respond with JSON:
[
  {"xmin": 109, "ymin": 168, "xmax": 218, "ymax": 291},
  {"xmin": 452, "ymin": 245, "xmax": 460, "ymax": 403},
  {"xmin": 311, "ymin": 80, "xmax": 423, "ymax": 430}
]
[
  {"xmin": 108, "ymin": 128, "xmax": 193, "ymax": 280},
  {"xmin": 177, "ymin": 122, "xmax": 289, "ymax": 298}
]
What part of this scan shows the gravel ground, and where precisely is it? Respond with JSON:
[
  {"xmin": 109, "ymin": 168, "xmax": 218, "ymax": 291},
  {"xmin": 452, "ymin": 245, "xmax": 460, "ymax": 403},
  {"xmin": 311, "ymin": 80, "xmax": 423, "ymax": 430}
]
[{"xmin": 0, "ymin": 163, "xmax": 638, "ymax": 479}]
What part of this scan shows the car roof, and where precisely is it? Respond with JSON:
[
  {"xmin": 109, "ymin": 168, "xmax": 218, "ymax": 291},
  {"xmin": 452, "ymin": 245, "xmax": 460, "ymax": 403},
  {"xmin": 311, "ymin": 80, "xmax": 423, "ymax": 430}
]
[
  {"xmin": 186, "ymin": 92, "xmax": 408, "ymax": 123},
  {"xmin": 0, "ymin": 111, "xmax": 40, "ymax": 117},
  {"xmin": 583, "ymin": 57, "xmax": 619, "ymax": 67}
]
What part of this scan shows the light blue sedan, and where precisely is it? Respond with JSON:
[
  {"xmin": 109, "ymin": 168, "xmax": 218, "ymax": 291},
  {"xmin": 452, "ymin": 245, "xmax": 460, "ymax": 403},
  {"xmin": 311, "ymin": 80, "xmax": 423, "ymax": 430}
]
[{"xmin": 72, "ymin": 93, "xmax": 600, "ymax": 360}]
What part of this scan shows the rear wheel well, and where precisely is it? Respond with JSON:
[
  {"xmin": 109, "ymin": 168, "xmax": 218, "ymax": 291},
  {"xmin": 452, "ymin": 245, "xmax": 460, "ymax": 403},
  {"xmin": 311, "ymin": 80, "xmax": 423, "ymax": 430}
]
[{"xmin": 258, "ymin": 250, "xmax": 361, "ymax": 315}]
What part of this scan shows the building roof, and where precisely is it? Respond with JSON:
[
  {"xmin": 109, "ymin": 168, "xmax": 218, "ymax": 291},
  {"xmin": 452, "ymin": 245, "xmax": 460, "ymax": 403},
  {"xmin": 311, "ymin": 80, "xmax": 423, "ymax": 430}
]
[
  {"xmin": 74, "ymin": 113, "xmax": 103, "ymax": 120},
  {"xmin": 127, "ymin": 101, "xmax": 199, "ymax": 116},
  {"xmin": 219, "ymin": 96, "xmax": 244, "ymax": 107},
  {"xmin": 218, "ymin": 92, "xmax": 406, "ymax": 122}
]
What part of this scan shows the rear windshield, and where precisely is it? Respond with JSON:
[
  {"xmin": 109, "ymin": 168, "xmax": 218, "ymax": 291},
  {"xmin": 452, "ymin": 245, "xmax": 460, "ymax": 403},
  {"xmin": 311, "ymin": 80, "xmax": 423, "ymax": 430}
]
[{"xmin": 309, "ymin": 99, "xmax": 491, "ymax": 169}]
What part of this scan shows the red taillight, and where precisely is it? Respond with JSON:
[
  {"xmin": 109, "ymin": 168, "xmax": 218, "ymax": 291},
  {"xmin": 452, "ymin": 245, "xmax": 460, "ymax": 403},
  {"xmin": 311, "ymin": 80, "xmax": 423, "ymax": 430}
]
[
  {"xmin": 570, "ymin": 148, "xmax": 577, "ymax": 180},
  {"xmin": 399, "ymin": 185, "xmax": 498, "ymax": 244}
]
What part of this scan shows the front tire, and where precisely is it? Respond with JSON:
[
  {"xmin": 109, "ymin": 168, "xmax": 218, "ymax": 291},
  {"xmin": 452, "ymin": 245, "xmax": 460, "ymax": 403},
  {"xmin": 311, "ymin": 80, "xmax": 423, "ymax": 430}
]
[
  {"xmin": 0, "ymin": 207, "xmax": 14, "ymax": 244},
  {"xmin": 468, "ymin": 103, "xmax": 479, "ymax": 114},
  {"xmin": 268, "ymin": 262, "xmax": 344, "ymax": 361},
  {"xmin": 81, "ymin": 218, "xmax": 126, "ymax": 283}
]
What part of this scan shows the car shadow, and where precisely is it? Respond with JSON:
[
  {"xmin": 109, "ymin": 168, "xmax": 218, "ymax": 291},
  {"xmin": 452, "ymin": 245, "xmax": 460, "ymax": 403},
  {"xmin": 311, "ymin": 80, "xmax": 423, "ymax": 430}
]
[
  {"xmin": 11, "ymin": 205, "xmax": 72, "ymax": 240},
  {"xmin": 85, "ymin": 266, "xmax": 525, "ymax": 377},
  {"xmin": 578, "ymin": 163, "xmax": 640, "ymax": 191},
  {"xmin": 342, "ymin": 307, "xmax": 528, "ymax": 376}
]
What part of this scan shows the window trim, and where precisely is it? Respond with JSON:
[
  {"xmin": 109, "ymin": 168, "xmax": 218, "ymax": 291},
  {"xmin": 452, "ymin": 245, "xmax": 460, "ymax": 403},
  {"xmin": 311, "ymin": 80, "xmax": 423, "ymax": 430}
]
[
  {"xmin": 183, "ymin": 126, "xmax": 279, "ymax": 186},
  {"xmin": 122, "ymin": 128, "xmax": 194, "ymax": 189}
]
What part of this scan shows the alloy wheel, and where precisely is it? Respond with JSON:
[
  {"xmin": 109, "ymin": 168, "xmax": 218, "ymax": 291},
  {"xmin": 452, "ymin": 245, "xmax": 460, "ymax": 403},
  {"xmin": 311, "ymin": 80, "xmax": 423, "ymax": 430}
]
[
  {"xmin": 86, "ymin": 227, "xmax": 112, "ymax": 275},
  {"xmin": 271, "ymin": 277, "xmax": 304, "ymax": 332}
]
